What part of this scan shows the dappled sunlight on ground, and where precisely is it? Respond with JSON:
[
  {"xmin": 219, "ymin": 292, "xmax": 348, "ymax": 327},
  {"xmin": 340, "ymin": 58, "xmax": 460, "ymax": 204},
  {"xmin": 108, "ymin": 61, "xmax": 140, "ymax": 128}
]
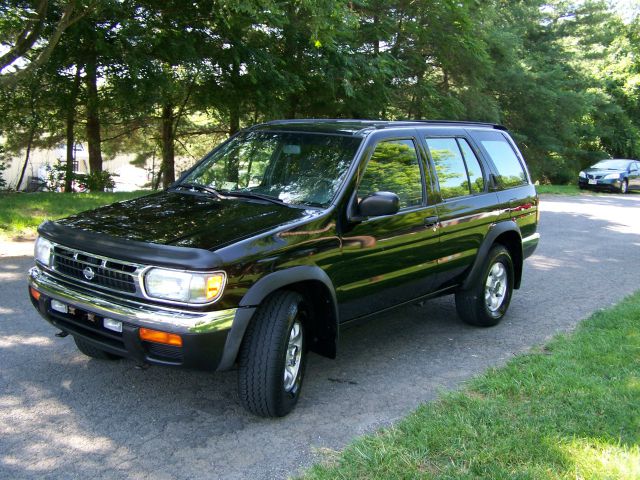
[
  {"xmin": 540, "ymin": 195, "xmax": 640, "ymax": 235},
  {"xmin": 559, "ymin": 437, "xmax": 640, "ymax": 479},
  {"xmin": 0, "ymin": 270, "xmax": 26, "ymax": 281},
  {"xmin": 0, "ymin": 240, "xmax": 34, "ymax": 258},
  {"xmin": 0, "ymin": 335, "xmax": 52, "ymax": 348},
  {"xmin": 0, "ymin": 386, "xmax": 128, "ymax": 476},
  {"xmin": 527, "ymin": 254, "xmax": 565, "ymax": 271}
]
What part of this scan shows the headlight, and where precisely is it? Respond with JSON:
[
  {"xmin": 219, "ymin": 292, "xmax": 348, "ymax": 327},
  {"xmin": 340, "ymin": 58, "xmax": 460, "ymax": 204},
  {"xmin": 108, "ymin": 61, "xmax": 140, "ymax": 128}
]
[
  {"xmin": 603, "ymin": 173, "xmax": 621, "ymax": 180},
  {"xmin": 144, "ymin": 268, "xmax": 226, "ymax": 304},
  {"xmin": 578, "ymin": 171, "xmax": 586, "ymax": 178},
  {"xmin": 34, "ymin": 237, "xmax": 53, "ymax": 267}
]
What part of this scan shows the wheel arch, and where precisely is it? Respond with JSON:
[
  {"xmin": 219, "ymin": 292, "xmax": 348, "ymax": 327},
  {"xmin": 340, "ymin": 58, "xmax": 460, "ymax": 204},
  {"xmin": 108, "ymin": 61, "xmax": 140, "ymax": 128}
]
[
  {"xmin": 462, "ymin": 222, "xmax": 524, "ymax": 291},
  {"xmin": 217, "ymin": 266, "xmax": 339, "ymax": 370}
]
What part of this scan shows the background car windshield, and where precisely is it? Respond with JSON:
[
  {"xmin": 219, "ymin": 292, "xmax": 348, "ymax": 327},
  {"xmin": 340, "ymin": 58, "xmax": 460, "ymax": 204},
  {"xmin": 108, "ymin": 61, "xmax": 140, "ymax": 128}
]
[
  {"xmin": 592, "ymin": 160, "xmax": 631, "ymax": 170},
  {"xmin": 181, "ymin": 131, "xmax": 361, "ymax": 206}
]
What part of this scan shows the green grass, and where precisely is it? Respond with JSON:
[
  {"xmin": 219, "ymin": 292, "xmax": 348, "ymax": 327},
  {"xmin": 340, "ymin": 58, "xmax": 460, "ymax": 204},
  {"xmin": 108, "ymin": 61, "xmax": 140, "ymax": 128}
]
[
  {"xmin": 536, "ymin": 184, "xmax": 582, "ymax": 195},
  {"xmin": 0, "ymin": 191, "xmax": 149, "ymax": 239},
  {"xmin": 304, "ymin": 293, "xmax": 640, "ymax": 480}
]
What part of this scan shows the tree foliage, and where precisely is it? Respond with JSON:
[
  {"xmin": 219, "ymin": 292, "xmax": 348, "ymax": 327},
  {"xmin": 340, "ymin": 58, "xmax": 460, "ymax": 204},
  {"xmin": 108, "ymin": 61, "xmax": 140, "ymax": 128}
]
[{"xmin": 0, "ymin": 0, "xmax": 639, "ymax": 187}]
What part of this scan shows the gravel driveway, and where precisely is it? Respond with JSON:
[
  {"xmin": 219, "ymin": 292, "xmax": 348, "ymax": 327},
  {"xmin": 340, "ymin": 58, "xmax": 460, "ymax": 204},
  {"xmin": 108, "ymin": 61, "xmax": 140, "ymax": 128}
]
[{"xmin": 1, "ymin": 194, "xmax": 639, "ymax": 480}]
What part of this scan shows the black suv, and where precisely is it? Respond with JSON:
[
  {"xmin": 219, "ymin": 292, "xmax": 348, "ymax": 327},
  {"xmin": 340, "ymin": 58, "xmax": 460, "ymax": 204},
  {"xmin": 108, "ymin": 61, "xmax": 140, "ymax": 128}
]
[{"xmin": 28, "ymin": 120, "xmax": 539, "ymax": 417}]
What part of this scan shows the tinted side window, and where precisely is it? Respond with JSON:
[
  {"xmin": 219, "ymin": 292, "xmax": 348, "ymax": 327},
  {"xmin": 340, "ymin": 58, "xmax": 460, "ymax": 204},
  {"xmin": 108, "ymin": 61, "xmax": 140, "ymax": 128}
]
[
  {"xmin": 457, "ymin": 139, "xmax": 484, "ymax": 193},
  {"xmin": 426, "ymin": 138, "xmax": 470, "ymax": 199},
  {"xmin": 358, "ymin": 139, "xmax": 423, "ymax": 209},
  {"xmin": 478, "ymin": 132, "xmax": 527, "ymax": 188}
]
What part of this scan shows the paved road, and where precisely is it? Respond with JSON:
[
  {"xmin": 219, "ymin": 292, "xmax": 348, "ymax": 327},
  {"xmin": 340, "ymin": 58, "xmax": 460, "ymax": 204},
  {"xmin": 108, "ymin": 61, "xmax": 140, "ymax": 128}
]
[{"xmin": 1, "ymin": 194, "xmax": 640, "ymax": 480}]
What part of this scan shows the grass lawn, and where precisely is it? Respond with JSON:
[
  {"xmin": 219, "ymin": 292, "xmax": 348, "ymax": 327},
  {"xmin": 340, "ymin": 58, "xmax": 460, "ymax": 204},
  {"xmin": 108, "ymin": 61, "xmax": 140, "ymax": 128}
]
[
  {"xmin": 304, "ymin": 293, "xmax": 640, "ymax": 480},
  {"xmin": 536, "ymin": 184, "xmax": 582, "ymax": 195},
  {"xmin": 0, "ymin": 191, "xmax": 149, "ymax": 239}
]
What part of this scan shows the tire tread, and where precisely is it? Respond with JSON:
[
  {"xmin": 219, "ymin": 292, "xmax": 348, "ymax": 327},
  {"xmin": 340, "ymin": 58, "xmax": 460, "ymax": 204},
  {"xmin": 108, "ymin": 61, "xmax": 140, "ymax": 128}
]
[{"xmin": 238, "ymin": 291, "xmax": 303, "ymax": 417}]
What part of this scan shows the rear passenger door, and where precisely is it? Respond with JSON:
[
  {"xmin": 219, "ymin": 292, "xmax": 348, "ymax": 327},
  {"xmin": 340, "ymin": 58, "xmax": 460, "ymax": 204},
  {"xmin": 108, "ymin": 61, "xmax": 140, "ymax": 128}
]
[
  {"xmin": 469, "ymin": 129, "xmax": 538, "ymax": 240},
  {"xmin": 335, "ymin": 131, "xmax": 441, "ymax": 320},
  {"xmin": 421, "ymin": 132, "xmax": 501, "ymax": 289}
]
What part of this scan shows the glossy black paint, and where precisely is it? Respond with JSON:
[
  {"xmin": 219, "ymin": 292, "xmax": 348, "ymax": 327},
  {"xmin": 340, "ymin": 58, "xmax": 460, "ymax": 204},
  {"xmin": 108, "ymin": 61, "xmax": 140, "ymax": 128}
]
[
  {"xmin": 56, "ymin": 191, "xmax": 317, "ymax": 250},
  {"xmin": 34, "ymin": 119, "xmax": 539, "ymax": 367}
]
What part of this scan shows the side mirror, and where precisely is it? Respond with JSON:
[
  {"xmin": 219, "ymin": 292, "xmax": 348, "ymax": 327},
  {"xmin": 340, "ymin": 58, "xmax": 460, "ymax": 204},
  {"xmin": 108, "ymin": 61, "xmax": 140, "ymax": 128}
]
[{"xmin": 358, "ymin": 191, "xmax": 400, "ymax": 218}]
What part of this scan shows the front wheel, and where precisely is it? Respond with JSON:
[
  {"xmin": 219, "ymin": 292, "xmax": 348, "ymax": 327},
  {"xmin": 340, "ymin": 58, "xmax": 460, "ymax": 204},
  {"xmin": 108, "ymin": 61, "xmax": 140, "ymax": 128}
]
[
  {"xmin": 237, "ymin": 291, "xmax": 308, "ymax": 417},
  {"xmin": 620, "ymin": 179, "xmax": 628, "ymax": 194},
  {"xmin": 455, "ymin": 245, "xmax": 514, "ymax": 327}
]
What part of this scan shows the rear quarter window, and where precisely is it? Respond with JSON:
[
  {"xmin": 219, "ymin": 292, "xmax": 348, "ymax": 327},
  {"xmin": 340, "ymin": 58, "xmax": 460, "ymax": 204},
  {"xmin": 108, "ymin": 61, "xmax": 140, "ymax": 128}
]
[{"xmin": 474, "ymin": 131, "xmax": 528, "ymax": 188}]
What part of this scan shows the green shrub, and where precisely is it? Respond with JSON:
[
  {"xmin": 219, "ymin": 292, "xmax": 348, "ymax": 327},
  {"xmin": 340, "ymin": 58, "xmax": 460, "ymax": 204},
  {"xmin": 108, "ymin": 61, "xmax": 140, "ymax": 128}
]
[
  {"xmin": 76, "ymin": 170, "xmax": 118, "ymax": 191},
  {"xmin": 44, "ymin": 161, "xmax": 68, "ymax": 191}
]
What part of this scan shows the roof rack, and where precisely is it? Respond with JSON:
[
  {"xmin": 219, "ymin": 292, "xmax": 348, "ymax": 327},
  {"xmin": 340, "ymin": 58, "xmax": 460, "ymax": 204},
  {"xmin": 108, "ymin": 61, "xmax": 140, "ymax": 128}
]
[
  {"xmin": 399, "ymin": 119, "xmax": 507, "ymax": 130},
  {"xmin": 248, "ymin": 118, "xmax": 507, "ymax": 134}
]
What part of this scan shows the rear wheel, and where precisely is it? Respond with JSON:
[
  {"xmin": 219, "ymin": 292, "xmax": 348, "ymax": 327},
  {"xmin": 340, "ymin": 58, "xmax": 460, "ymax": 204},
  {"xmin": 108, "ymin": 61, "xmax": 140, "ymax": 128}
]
[
  {"xmin": 73, "ymin": 336, "xmax": 121, "ymax": 360},
  {"xmin": 238, "ymin": 291, "xmax": 308, "ymax": 417},
  {"xmin": 455, "ymin": 245, "xmax": 514, "ymax": 327}
]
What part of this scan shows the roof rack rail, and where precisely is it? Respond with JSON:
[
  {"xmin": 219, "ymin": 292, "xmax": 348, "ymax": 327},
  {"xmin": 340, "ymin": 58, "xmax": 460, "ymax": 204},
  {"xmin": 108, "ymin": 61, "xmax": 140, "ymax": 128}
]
[
  {"xmin": 400, "ymin": 119, "xmax": 507, "ymax": 130},
  {"xmin": 247, "ymin": 118, "xmax": 508, "ymax": 134}
]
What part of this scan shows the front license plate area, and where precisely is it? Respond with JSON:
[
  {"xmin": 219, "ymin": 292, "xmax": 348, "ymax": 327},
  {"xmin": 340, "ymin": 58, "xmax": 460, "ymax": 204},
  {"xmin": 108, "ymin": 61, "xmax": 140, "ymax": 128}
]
[{"xmin": 588, "ymin": 179, "xmax": 597, "ymax": 185}]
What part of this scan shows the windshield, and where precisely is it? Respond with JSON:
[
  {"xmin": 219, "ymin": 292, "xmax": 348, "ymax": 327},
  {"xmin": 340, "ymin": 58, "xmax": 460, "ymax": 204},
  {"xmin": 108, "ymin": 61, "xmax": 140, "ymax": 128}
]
[
  {"xmin": 179, "ymin": 131, "xmax": 362, "ymax": 207},
  {"xmin": 591, "ymin": 159, "xmax": 631, "ymax": 170}
]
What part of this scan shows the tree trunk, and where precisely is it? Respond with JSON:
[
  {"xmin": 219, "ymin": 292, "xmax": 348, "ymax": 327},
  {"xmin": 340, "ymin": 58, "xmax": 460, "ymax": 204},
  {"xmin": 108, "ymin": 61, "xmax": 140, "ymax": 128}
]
[
  {"xmin": 229, "ymin": 102, "xmax": 240, "ymax": 135},
  {"xmin": 85, "ymin": 37, "xmax": 102, "ymax": 176},
  {"xmin": 161, "ymin": 103, "xmax": 175, "ymax": 188},
  {"xmin": 229, "ymin": 58, "xmax": 241, "ymax": 134},
  {"xmin": 65, "ymin": 66, "xmax": 81, "ymax": 192},
  {"xmin": 16, "ymin": 125, "xmax": 36, "ymax": 191}
]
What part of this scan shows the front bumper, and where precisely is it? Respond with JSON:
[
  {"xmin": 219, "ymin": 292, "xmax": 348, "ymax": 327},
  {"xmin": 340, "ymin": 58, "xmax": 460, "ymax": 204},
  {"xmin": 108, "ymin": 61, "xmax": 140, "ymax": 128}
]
[
  {"xmin": 578, "ymin": 178, "xmax": 622, "ymax": 191},
  {"xmin": 28, "ymin": 266, "xmax": 253, "ymax": 370}
]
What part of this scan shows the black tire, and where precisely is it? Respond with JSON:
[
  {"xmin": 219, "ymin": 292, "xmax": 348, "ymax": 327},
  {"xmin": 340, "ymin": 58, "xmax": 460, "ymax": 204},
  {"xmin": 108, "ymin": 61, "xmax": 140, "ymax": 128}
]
[
  {"xmin": 73, "ymin": 336, "xmax": 121, "ymax": 360},
  {"xmin": 455, "ymin": 244, "xmax": 514, "ymax": 327},
  {"xmin": 238, "ymin": 291, "xmax": 308, "ymax": 417},
  {"xmin": 620, "ymin": 179, "xmax": 628, "ymax": 194}
]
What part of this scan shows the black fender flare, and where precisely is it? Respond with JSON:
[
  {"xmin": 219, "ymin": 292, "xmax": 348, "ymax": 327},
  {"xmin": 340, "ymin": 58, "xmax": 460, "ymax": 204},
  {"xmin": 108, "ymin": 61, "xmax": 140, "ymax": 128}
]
[
  {"xmin": 216, "ymin": 266, "xmax": 339, "ymax": 370},
  {"xmin": 461, "ymin": 221, "xmax": 523, "ymax": 291}
]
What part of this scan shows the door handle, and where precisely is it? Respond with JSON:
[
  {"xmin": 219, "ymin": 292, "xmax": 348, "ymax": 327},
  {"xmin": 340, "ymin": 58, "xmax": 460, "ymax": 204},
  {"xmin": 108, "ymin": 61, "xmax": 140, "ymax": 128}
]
[{"xmin": 424, "ymin": 216, "xmax": 439, "ymax": 230}]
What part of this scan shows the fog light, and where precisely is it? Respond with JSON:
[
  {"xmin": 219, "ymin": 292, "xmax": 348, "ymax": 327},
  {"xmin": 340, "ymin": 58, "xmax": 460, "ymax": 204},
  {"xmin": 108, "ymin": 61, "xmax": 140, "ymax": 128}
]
[
  {"xmin": 139, "ymin": 327, "xmax": 182, "ymax": 347},
  {"xmin": 104, "ymin": 318, "xmax": 123, "ymax": 333},
  {"xmin": 51, "ymin": 299, "xmax": 68, "ymax": 314}
]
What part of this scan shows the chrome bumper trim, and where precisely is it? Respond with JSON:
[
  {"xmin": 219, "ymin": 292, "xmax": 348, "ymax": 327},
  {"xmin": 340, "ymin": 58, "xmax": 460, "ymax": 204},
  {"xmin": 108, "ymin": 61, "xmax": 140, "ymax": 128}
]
[
  {"xmin": 522, "ymin": 232, "xmax": 540, "ymax": 245},
  {"xmin": 29, "ymin": 267, "xmax": 237, "ymax": 334}
]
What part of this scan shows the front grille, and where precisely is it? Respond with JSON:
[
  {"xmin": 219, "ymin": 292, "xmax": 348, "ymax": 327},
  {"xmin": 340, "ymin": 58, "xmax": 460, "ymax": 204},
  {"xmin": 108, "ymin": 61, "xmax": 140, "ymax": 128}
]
[
  {"xmin": 587, "ymin": 174, "xmax": 603, "ymax": 180},
  {"xmin": 52, "ymin": 246, "xmax": 139, "ymax": 294}
]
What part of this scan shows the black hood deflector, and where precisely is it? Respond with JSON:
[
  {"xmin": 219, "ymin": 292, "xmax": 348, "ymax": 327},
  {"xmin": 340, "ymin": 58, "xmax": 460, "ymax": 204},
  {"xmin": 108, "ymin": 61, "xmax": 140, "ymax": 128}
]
[{"xmin": 38, "ymin": 221, "xmax": 223, "ymax": 270}]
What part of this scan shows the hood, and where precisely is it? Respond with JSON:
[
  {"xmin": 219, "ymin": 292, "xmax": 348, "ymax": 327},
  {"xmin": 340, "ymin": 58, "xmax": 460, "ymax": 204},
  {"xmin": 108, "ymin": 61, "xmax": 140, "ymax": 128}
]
[
  {"xmin": 56, "ymin": 191, "xmax": 319, "ymax": 250},
  {"xmin": 584, "ymin": 167, "xmax": 625, "ymax": 176}
]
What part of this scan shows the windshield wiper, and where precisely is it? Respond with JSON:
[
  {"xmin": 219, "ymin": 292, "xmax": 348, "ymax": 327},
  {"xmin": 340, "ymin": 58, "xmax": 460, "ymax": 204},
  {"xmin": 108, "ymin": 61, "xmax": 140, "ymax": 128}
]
[
  {"xmin": 173, "ymin": 183, "xmax": 222, "ymax": 198},
  {"xmin": 223, "ymin": 190, "xmax": 285, "ymax": 206}
]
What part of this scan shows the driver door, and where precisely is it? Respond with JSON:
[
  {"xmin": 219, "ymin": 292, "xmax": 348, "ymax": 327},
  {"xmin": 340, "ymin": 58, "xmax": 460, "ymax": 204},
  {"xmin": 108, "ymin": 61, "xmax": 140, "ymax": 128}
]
[{"xmin": 335, "ymin": 132, "xmax": 441, "ymax": 321}]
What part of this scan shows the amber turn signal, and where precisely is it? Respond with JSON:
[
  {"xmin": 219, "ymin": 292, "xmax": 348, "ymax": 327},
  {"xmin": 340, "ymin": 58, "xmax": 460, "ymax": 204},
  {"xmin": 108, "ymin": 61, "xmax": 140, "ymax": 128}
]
[
  {"xmin": 29, "ymin": 287, "xmax": 41, "ymax": 300},
  {"xmin": 139, "ymin": 327, "xmax": 183, "ymax": 347},
  {"xmin": 207, "ymin": 275, "xmax": 224, "ymax": 300}
]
